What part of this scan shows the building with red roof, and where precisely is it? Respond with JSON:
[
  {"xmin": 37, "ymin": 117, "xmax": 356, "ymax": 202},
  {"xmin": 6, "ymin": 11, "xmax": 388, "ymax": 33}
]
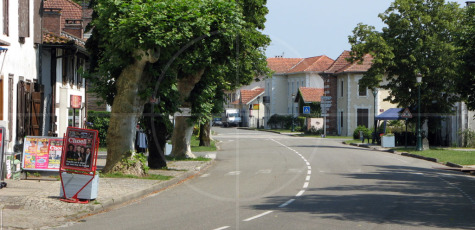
[
  {"xmin": 323, "ymin": 50, "xmax": 395, "ymax": 136},
  {"xmin": 263, "ymin": 55, "xmax": 334, "ymax": 128}
]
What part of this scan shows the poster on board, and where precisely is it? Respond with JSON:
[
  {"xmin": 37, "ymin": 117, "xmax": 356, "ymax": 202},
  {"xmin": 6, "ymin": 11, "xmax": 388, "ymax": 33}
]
[
  {"xmin": 22, "ymin": 137, "xmax": 64, "ymax": 171},
  {"xmin": 61, "ymin": 128, "xmax": 98, "ymax": 172}
]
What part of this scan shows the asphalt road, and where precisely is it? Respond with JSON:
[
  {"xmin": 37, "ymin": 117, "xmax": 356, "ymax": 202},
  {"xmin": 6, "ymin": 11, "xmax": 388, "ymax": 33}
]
[{"xmin": 59, "ymin": 128, "xmax": 475, "ymax": 230}]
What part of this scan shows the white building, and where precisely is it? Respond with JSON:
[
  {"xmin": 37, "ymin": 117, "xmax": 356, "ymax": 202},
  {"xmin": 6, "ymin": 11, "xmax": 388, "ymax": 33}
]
[
  {"xmin": 0, "ymin": 0, "xmax": 42, "ymax": 152},
  {"xmin": 264, "ymin": 55, "xmax": 334, "ymax": 127}
]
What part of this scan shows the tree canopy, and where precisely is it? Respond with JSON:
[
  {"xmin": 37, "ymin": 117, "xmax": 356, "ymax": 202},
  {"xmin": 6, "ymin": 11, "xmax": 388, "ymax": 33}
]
[{"xmin": 348, "ymin": 0, "xmax": 465, "ymax": 116}]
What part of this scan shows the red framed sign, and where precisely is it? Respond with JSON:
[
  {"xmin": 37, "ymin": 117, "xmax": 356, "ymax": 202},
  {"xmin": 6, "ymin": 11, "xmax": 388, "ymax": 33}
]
[
  {"xmin": 60, "ymin": 127, "xmax": 99, "ymax": 172},
  {"xmin": 59, "ymin": 127, "xmax": 100, "ymax": 203},
  {"xmin": 70, "ymin": 95, "xmax": 82, "ymax": 109}
]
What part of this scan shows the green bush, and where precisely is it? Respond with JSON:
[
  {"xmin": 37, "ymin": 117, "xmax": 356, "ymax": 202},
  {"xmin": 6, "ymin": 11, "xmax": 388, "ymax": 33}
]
[
  {"xmin": 459, "ymin": 129, "xmax": 475, "ymax": 148},
  {"xmin": 306, "ymin": 127, "xmax": 323, "ymax": 135},
  {"xmin": 297, "ymin": 116, "xmax": 306, "ymax": 129},
  {"xmin": 353, "ymin": 126, "xmax": 369, "ymax": 140},
  {"xmin": 87, "ymin": 111, "xmax": 110, "ymax": 147},
  {"xmin": 267, "ymin": 114, "xmax": 293, "ymax": 129}
]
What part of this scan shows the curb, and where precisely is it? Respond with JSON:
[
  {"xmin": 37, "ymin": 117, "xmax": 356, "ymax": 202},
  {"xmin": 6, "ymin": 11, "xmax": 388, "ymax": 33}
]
[
  {"xmin": 400, "ymin": 152, "xmax": 438, "ymax": 162},
  {"xmin": 80, "ymin": 160, "xmax": 214, "ymax": 216}
]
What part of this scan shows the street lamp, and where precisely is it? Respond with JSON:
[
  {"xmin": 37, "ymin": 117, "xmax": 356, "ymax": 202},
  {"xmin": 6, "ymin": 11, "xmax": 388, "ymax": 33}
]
[
  {"xmin": 291, "ymin": 94, "xmax": 295, "ymax": 132},
  {"xmin": 416, "ymin": 73, "xmax": 423, "ymax": 151},
  {"xmin": 372, "ymin": 88, "xmax": 378, "ymax": 144},
  {"xmin": 257, "ymin": 96, "xmax": 260, "ymax": 129}
]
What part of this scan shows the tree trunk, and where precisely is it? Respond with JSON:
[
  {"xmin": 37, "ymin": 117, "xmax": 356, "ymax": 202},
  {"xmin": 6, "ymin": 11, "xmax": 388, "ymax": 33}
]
[
  {"xmin": 170, "ymin": 69, "xmax": 205, "ymax": 158},
  {"xmin": 143, "ymin": 104, "xmax": 168, "ymax": 169},
  {"xmin": 103, "ymin": 50, "xmax": 159, "ymax": 175},
  {"xmin": 170, "ymin": 116, "xmax": 195, "ymax": 158},
  {"xmin": 199, "ymin": 121, "xmax": 211, "ymax": 147}
]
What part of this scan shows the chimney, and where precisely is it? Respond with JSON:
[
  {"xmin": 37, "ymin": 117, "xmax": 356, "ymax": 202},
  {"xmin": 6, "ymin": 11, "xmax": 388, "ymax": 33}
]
[
  {"xmin": 42, "ymin": 8, "xmax": 62, "ymax": 36},
  {"xmin": 64, "ymin": 19, "xmax": 84, "ymax": 39}
]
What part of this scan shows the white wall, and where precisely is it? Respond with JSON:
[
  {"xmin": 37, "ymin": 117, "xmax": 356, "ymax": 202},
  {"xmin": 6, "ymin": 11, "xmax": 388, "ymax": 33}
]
[{"xmin": 0, "ymin": 0, "xmax": 39, "ymax": 151}]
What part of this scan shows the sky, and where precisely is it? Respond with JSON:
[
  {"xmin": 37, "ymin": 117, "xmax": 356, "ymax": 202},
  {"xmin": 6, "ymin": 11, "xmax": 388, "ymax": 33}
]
[{"xmin": 263, "ymin": 0, "xmax": 470, "ymax": 60}]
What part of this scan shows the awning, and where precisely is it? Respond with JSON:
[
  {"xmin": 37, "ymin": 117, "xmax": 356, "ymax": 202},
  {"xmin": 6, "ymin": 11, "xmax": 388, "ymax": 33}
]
[{"xmin": 376, "ymin": 108, "xmax": 403, "ymax": 120}]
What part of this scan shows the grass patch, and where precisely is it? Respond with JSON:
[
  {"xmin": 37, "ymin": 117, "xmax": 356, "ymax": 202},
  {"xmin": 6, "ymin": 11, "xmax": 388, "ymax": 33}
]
[
  {"xmin": 325, "ymin": 135, "xmax": 353, "ymax": 139},
  {"xmin": 266, "ymin": 129, "xmax": 302, "ymax": 133},
  {"xmin": 392, "ymin": 148, "xmax": 475, "ymax": 166},
  {"xmin": 100, "ymin": 172, "xmax": 173, "ymax": 180},
  {"xmin": 190, "ymin": 136, "xmax": 216, "ymax": 152},
  {"xmin": 343, "ymin": 139, "xmax": 371, "ymax": 144}
]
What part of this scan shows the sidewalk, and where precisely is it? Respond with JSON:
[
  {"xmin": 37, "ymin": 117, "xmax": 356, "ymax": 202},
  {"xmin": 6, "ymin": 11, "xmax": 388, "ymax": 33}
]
[{"xmin": 0, "ymin": 154, "xmax": 214, "ymax": 229}]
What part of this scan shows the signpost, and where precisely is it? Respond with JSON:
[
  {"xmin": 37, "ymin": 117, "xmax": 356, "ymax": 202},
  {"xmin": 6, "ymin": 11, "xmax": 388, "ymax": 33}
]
[
  {"xmin": 59, "ymin": 127, "xmax": 99, "ymax": 203},
  {"xmin": 303, "ymin": 106, "xmax": 310, "ymax": 114},
  {"xmin": 400, "ymin": 108, "xmax": 413, "ymax": 148},
  {"xmin": 320, "ymin": 96, "xmax": 332, "ymax": 137}
]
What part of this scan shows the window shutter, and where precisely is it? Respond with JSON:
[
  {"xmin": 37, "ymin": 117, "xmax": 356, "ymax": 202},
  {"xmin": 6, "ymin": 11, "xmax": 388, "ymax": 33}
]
[{"xmin": 18, "ymin": 0, "xmax": 29, "ymax": 38}]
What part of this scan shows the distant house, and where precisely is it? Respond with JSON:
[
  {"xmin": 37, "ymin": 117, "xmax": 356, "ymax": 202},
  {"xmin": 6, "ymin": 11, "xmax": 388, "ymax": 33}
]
[
  {"xmin": 324, "ymin": 51, "xmax": 394, "ymax": 136},
  {"xmin": 231, "ymin": 87, "xmax": 265, "ymax": 128},
  {"xmin": 41, "ymin": 0, "xmax": 91, "ymax": 137},
  {"xmin": 264, "ymin": 55, "xmax": 334, "ymax": 128},
  {"xmin": 294, "ymin": 87, "xmax": 324, "ymax": 116}
]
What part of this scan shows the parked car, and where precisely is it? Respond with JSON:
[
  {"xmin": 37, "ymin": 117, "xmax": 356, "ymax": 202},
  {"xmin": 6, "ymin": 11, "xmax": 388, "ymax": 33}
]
[{"xmin": 212, "ymin": 118, "xmax": 223, "ymax": 126}]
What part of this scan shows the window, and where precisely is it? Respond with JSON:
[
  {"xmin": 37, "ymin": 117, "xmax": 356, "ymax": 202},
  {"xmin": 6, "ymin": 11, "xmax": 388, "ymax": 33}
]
[
  {"xmin": 340, "ymin": 80, "xmax": 344, "ymax": 97},
  {"xmin": 358, "ymin": 80, "xmax": 367, "ymax": 96},
  {"xmin": 357, "ymin": 109, "xmax": 369, "ymax": 128},
  {"xmin": 68, "ymin": 108, "xmax": 80, "ymax": 127},
  {"xmin": 340, "ymin": 111, "xmax": 344, "ymax": 128},
  {"xmin": 3, "ymin": 0, "xmax": 8, "ymax": 35}
]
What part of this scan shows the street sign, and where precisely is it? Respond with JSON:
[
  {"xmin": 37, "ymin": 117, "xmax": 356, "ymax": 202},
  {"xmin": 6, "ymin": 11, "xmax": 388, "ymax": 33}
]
[
  {"xmin": 303, "ymin": 106, "xmax": 310, "ymax": 114},
  {"xmin": 321, "ymin": 96, "xmax": 332, "ymax": 100},
  {"xmin": 401, "ymin": 108, "xmax": 413, "ymax": 119}
]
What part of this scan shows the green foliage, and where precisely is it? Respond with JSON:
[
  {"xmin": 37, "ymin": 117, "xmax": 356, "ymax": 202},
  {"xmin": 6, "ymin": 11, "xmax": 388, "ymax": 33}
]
[
  {"xmin": 349, "ymin": 0, "xmax": 464, "ymax": 116},
  {"xmin": 87, "ymin": 111, "xmax": 110, "ymax": 147},
  {"xmin": 306, "ymin": 127, "xmax": 324, "ymax": 135},
  {"xmin": 120, "ymin": 152, "xmax": 150, "ymax": 174},
  {"xmin": 87, "ymin": 0, "xmax": 245, "ymax": 105},
  {"xmin": 459, "ymin": 129, "xmax": 475, "ymax": 148},
  {"xmin": 267, "ymin": 114, "xmax": 293, "ymax": 129},
  {"xmin": 353, "ymin": 126, "xmax": 372, "ymax": 140},
  {"xmin": 100, "ymin": 172, "xmax": 173, "ymax": 180},
  {"xmin": 457, "ymin": 5, "xmax": 475, "ymax": 110},
  {"xmin": 297, "ymin": 116, "xmax": 306, "ymax": 128}
]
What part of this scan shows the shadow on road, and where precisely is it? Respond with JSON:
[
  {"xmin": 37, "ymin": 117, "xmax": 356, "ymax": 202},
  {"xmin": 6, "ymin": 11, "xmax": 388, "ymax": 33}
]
[{"xmin": 251, "ymin": 165, "xmax": 475, "ymax": 229}]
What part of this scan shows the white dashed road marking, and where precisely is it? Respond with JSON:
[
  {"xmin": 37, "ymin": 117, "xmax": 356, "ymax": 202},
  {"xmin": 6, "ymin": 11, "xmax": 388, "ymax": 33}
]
[{"xmin": 243, "ymin": 211, "xmax": 273, "ymax": 222}]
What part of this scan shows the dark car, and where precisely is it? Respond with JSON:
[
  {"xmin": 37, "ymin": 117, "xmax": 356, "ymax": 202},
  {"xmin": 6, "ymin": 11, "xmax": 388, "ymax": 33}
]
[{"xmin": 212, "ymin": 118, "xmax": 223, "ymax": 126}]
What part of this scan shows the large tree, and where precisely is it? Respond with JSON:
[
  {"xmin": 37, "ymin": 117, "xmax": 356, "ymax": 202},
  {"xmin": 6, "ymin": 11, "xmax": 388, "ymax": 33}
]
[
  {"xmin": 457, "ymin": 4, "xmax": 475, "ymax": 110},
  {"xmin": 169, "ymin": 0, "xmax": 271, "ymax": 158},
  {"xmin": 348, "ymin": 0, "xmax": 464, "ymax": 140},
  {"xmin": 87, "ymin": 0, "xmax": 243, "ymax": 175}
]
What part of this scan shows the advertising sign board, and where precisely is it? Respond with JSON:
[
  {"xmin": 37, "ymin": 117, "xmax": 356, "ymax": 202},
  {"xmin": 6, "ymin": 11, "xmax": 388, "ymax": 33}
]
[
  {"xmin": 61, "ymin": 127, "xmax": 99, "ymax": 172},
  {"xmin": 22, "ymin": 137, "xmax": 63, "ymax": 171}
]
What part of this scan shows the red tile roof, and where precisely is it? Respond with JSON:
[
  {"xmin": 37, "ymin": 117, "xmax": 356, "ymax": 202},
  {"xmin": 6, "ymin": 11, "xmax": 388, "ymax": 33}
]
[
  {"xmin": 288, "ymin": 55, "xmax": 334, "ymax": 73},
  {"xmin": 267, "ymin": 57, "xmax": 303, "ymax": 74},
  {"xmin": 298, "ymin": 87, "xmax": 324, "ymax": 103},
  {"xmin": 44, "ymin": 0, "xmax": 83, "ymax": 30},
  {"xmin": 43, "ymin": 31, "xmax": 86, "ymax": 47},
  {"xmin": 325, "ymin": 50, "xmax": 373, "ymax": 74},
  {"xmin": 240, "ymin": 88, "xmax": 265, "ymax": 105},
  {"xmin": 267, "ymin": 55, "xmax": 334, "ymax": 74},
  {"xmin": 42, "ymin": 32, "xmax": 71, "ymax": 44}
]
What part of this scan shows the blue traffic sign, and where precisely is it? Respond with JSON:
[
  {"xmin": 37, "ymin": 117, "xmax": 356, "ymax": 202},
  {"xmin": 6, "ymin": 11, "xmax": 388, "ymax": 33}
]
[{"xmin": 303, "ymin": 106, "xmax": 310, "ymax": 114}]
